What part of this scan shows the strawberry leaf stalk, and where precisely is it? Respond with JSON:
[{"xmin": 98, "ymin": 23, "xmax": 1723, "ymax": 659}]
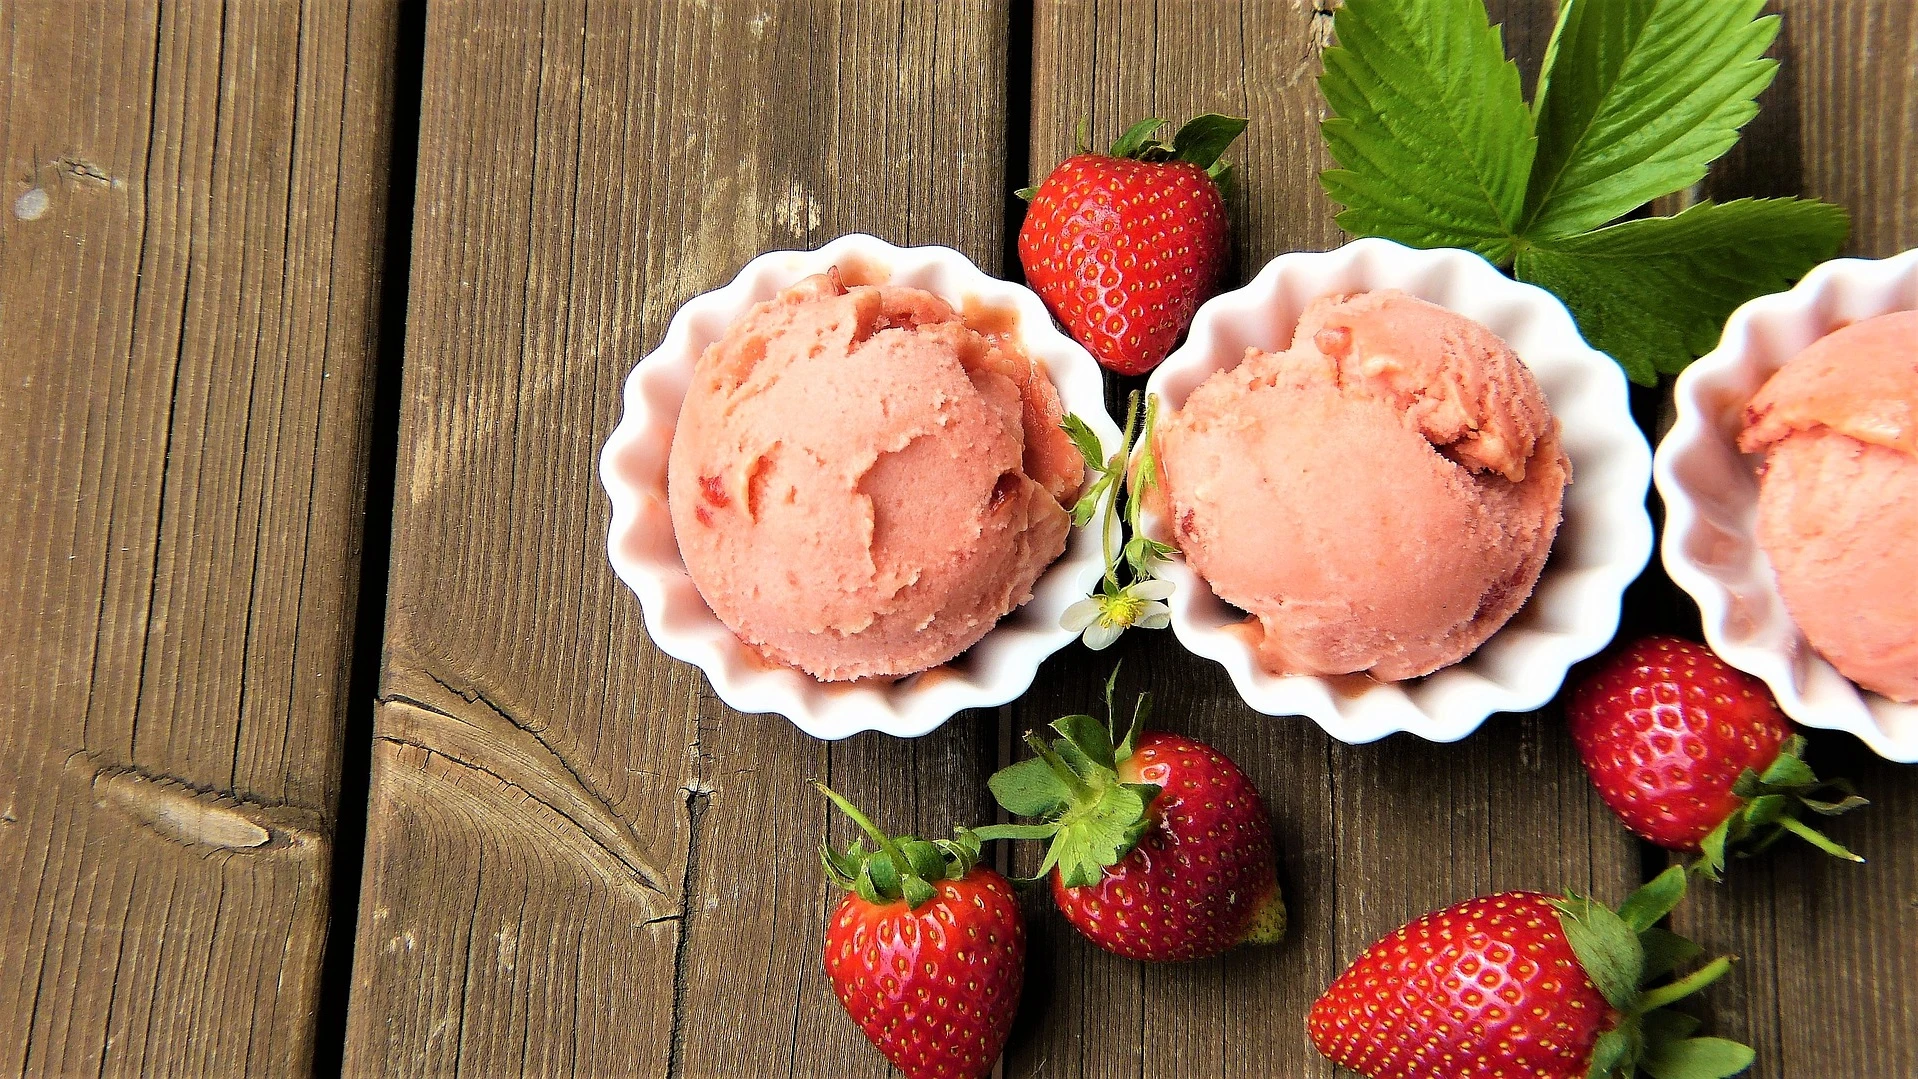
[
  {"xmin": 1569, "ymin": 637, "xmax": 1868, "ymax": 879},
  {"xmin": 815, "ymin": 784, "xmax": 1025, "ymax": 1079},
  {"xmin": 979, "ymin": 668, "xmax": 1285, "ymax": 962},
  {"xmin": 1059, "ymin": 391, "xmax": 1176, "ymax": 650},
  {"xmin": 1309, "ymin": 867, "xmax": 1755, "ymax": 1079}
]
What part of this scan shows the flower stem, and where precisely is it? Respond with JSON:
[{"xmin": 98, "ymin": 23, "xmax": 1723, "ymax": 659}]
[{"xmin": 1103, "ymin": 391, "xmax": 1141, "ymax": 591}]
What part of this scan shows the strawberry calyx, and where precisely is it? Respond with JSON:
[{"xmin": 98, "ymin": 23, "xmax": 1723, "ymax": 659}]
[
  {"xmin": 1552, "ymin": 867, "xmax": 1754, "ymax": 1079},
  {"xmin": 1016, "ymin": 113, "xmax": 1248, "ymax": 200},
  {"xmin": 1696, "ymin": 734, "xmax": 1867, "ymax": 879},
  {"xmin": 976, "ymin": 667, "xmax": 1163, "ymax": 887},
  {"xmin": 815, "ymin": 781, "xmax": 985, "ymax": 910}
]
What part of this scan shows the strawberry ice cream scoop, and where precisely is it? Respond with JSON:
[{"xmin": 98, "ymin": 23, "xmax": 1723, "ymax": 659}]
[
  {"xmin": 1154, "ymin": 290, "xmax": 1568, "ymax": 681},
  {"xmin": 1738, "ymin": 310, "xmax": 1918, "ymax": 702},
  {"xmin": 667, "ymin": 271, "xmax": 1084, "ymax": 682}
]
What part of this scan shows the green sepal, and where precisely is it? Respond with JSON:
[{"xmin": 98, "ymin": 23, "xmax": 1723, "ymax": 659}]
[
  {"xmin": 1639, "ymin": 927, "xmax": 1703, "ymax": 981},
  {"xmin": 1555, "ymin": 892, "xmax": 1644, "ymax": 1011},
  {"xmin": 986, "ymin": 668, "xmax": 1164, "ymax": 890},
  {"xmin": 1641, "ymin": 1037, "xmax": 1756, "ymax": 1079},
  {"xmin": 1109, "ymin": 117, "xmax": 1169, "ymax": 159},
  {"xmin": 1170, "ymin": 113, "xmax": 1248, "ymax": 171},
  {"xmin": 1553, "ymin": 871, "xmax": 1751, "ymax": 1077},
  {"xmin": 1618, "ymin": 865, "xmax": 1688, "ymax": 932},
  {"xmin": 1692, "ymin": 735, "xmax": 1868, "ymax": 877},
  {"xmin": 1015, "ymin": 184, "xmax": 1038, "ymax": 202},
  {"xmin": 815, "ymin": 782, "xmax": 982, "ymax": 910}
]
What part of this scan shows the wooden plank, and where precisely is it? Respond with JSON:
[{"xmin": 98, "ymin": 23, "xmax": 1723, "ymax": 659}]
[
  {"xmin": 0, "ymin": 0, "xmax": 397, "ymax": 1074},
  {"xmin": 1665, "ymin": 5, "xmax": 1918, "ymax": 1076},
  {"xmin": 343, "ymin": 3, "xmax": 1010, "ymax": 1075},
  {"xmin": 1015, "ymin": 3, "xmax": 1634, "ymax": 1075}
]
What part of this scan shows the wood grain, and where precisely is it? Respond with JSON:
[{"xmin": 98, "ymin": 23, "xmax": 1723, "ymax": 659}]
[
  {"xmin": 1668, "ymin": 5, "xmax": 1918, "ymax": 1076},
  {"xmin": 342, "ymin": 3, "xmax": 1010, "ymax": 1075},
  {"xmin": 0, "ymin": 0, "xmax": 396, "ymax": 1074},
  {"xmin": 1014, "ymin": 3, "xmax": 1630, "ymax": 1075}
]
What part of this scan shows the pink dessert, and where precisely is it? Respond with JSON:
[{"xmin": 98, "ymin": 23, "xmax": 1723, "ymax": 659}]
[
  {"xmin": 1154, "ymin": 290, "xmax": 1569, "ymax": 681},
  {"xmin": 1738, "ymin": 310, "xmax": 1918, "ymax": 702},
  {"xmin": 667, "ymin": 270, "xmax": 1084, "ymax": 682}
]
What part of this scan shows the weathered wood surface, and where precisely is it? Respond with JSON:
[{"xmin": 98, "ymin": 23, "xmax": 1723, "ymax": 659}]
[
  {"xmin": 342, "ymin": 3, "xmax": 1009, "ymax": 1075},
  {"xmin": 1666, "ymin": 4, "xmax": 1918, "ymax": 1076},
  {"xmin": 1013, "ymin": 3, "xmax": 1632, "ymax": 1076},
  {"xmin": 0, "ymin": 1, "xmax": 397, "ymax": 1075}
]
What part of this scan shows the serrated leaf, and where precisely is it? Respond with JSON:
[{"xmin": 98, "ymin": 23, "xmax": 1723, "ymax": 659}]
[
  {"xmin": 989, "ymin": 757, "xmax": 1072, "ymax": 818},
  {"xmin": 1319, "ymin": 0, "xmax": 1536, "ymax": 262},
  {"xmin": 1618, "ymin": 865, "xmax": 1688, "ymax": 932},
  {"xmin": 1639, "ymin": 927, "xmax": 1704, "ymax": 981},
  {"xmin": 1053, "ymin": 713, "xmax": 1117, "ymax": 771},
  {"xmin": 1515, "ymin": 198, "xmax": 1849, "ymax": 384},
  {"xmin": 1524, "ymin": 0, "xmax": 1779, "ymax": 238},
  {"xmin": 1641, "ymin": 1037, "xmax": 1756, "ymax": 1079},
  {"xmin": 1555, "ymin": 894, "xmax": 1644, "ymax": 1012},
  {"xmin": 1171, "ymin": 113, "xmax": 1248, "ymax": 171}
]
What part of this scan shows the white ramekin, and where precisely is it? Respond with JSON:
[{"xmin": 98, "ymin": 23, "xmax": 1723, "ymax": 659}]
[
  {"xmin": 598, "ymin": 234, "xmax": 1122, "ymax": 741},
  {"xmin": 1140, "ymin": 238, "xmax": 1653, "ymax": 744},
  {"xmin": 1655, "ymin": 249, "xmax": 1918, "ymax": 763}
]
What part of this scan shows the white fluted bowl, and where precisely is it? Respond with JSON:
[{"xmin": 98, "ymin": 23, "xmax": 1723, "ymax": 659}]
[
  {"xmin": 599, "ymin": 234, "xmax": 1122, "ymax": 740},
  {"xmin": 1141, "ymin": 238, "xmax": 1652, "ymax": 744},
  {"xmin": 1656, "ymin": 248, "xmax": 1918, "ymax": 763}
]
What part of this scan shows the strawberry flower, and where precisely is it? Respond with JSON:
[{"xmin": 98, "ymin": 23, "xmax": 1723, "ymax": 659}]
[
  {"xmin": 1058, "ymin": 391, "xmax": 1174, "ymax": 651},
  {"xmin": 1062, "ymin": 579, "xmax": 1175, "ymax": 650}
]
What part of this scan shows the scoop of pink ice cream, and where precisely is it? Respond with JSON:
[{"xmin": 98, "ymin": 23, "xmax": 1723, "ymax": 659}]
[
  {"xmin": 1738, "ymin": 310, "xmax": 1918, "ymax": 702},
  {"xmin": 1155, "ymin": 290, "xmax": 1568, "ymax": 681},
  {"xmin": 668, "ymin": 271, "xmax": 1084, "ymax": 682}
]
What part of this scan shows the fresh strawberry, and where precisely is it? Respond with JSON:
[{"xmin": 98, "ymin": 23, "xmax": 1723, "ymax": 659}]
[
  {"xmin": 816, "ymin": 784, "xmax": 1024, "ymax": 1079},
  {"xmin": 1017, "ymin": 114, "xmax": 1246, "ymax": 375},
  {"xmin": 1309, "ymin": 868, "xmax": 1754, "ymax": 1079},
  {"xmin": 981, "ymin": 670, "xmax": 1284, "ymax": 961},
  {"xmin": 1569, "ymin": 636, "xmax": 1867, "ymax": 877}
]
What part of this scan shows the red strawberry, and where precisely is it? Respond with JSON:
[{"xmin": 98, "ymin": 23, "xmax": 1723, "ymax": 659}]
[
  {"xmin": 982, "ymin": 672, "xmax": 1284, "ymax": 961},
  {"xmin": 816, "ymin": 784, "xmax": 1024, "ymax": 1079},
  {"xmin": 1309, "ymin": 869, "xmax": 1754, "ymax": 1079},
  {"xmin": 1017, "ymin": 115, "xmax": 1245, "ymax": 375},
  {"xmin": 1569, "ymin": 636, "xmax": 1867, "ymax": 877}
]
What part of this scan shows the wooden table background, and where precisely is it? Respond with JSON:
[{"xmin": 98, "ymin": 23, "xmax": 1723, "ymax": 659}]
[{"xmin": 3, "ymin": 1, "xmax": 1913, "ymax": 1076}]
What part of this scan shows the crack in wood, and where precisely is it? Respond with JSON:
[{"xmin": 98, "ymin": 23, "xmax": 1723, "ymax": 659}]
[{"xmin": 376, "ymin": 695, "xmax": 672, "ymax": 906}]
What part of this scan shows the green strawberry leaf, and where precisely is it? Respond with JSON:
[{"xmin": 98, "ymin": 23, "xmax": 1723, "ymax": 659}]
[
  {"xmin": 988, "ymin": 756, "xmax": 1073, "ymax": 817},
  {"xmin": 1641, "ymin": 1036, "xmax": 1756, "ymax": 1079},
  {"xmin": 1555, "ymin": 893, "xmax": 1644, "ymax": 1013},
  {"xmin": 1514, "ymin": 197, "xmax": 1849, "ymax": 384},
  {"xmin": 1171, "ymin": 113, "xmax": 1248, "ymax": 171},
  {"xmin": 1319, "ymin": 0, "xmax": 1536, "ymax": 262},
  {"xmin": 1618, "ymin": 865, "xmax": 1688, "ymax": 933},
  {"xmin": 1524, "ymin": 0, "xmax": 1779, "ymax": 239},
  {"xmin": 1639, "ymin": 927, "xmax": 1704, "ymax": 981}
]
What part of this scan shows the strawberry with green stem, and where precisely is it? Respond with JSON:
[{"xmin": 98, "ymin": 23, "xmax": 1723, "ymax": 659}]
[
  {"xmin": 1059, "ymin": 390, "xmax": 1177, "ymax": 649},
  {"xmin": 978, "ymin": 668, "xmax": 1284, "ymax": 962},
  {"xmin": 815, "ymin": 783, "xmax": 1024, "ymax": 1079},
  {"xmin": 1309, "ymin": 867, "xmax": 1754, "ymax": 1079},
  {"xmin": 1569, "ymin": 637, "xmax": 1867, "ymax": 879},
  {"xmin": 1019, "ymin": 114, "xmax": 1246, "ymax": 375}
]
